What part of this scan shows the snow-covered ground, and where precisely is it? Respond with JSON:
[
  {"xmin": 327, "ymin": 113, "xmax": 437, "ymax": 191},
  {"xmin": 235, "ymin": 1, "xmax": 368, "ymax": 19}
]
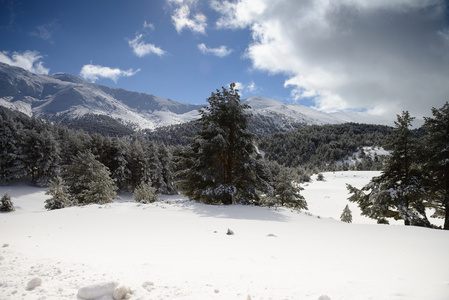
[{"xmin": 1, "ymin": 171, "xmax": 448, "ymax": 300}]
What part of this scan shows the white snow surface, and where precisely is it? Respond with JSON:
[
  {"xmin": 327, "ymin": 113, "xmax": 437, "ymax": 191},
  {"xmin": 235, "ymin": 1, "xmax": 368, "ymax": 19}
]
[{"xmin": 1, "ymin": 171, "xmax": 448, "ymax": 300}]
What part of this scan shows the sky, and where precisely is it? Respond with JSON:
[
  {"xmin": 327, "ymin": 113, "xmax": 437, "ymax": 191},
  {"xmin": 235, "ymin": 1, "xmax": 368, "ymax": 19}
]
[{"xmin": 0, "ymin": 0, "xmax": 448, "ymax": 121}]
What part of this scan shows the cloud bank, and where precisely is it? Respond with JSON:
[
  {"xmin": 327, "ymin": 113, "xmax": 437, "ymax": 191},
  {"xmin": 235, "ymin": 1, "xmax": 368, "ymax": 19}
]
[
  {"xmin": 80, "ymin": 64, "xmax": 140, "ymax": 83},
  {"xmin": 0, "ymin": 50, "xmax": 49, "ymax": 74},
  {"xmin": 214, "ymin": 0, "xmax": 449, "ymax": 118}
]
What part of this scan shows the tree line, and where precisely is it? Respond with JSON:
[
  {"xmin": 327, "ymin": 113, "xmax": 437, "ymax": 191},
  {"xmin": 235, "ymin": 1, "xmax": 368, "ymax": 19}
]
[{"xmin": 0, "ymin": 107, "xmax": 177, "ymax": 203}]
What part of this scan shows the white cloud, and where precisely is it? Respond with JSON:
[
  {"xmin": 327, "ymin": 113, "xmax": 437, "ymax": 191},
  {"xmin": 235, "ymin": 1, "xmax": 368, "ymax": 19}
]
[
  {"xmin": 30, "ymin": 20, "xmax": 58, "ymax": 42},
  {"xmin": 80, "ymin": 64, "xmax": 140, "ymax": 83},
  {"xmin": 143, "ymin": 21, "xmax": 155, "ymax": 31},
  {"xmin": 0, "ymin": 50, "xmax": 49, "ymax": 74},
  {"xmin": 168, "ymin": 0, "xmax": 207, "ymax": 34},
  {"xmin": 232, "ymin": 80, "xmax": 260, "ymax": 97},
  {"xmin": 197, "ymin": 43, "xmax": 232, "ymax": 57},
  {"xmin": 128, "ymin": 34, "xmax": 165, "ymax": 57},
  {"xmin": 215, "ymin": 0, "xmax": 449, "ymax": 119}
]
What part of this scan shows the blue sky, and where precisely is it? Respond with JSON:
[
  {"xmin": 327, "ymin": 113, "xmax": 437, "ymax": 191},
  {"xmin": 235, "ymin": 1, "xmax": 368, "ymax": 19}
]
[{"xmin": 1, "ymin": 0, "xmax": 449, "ymax": 120}]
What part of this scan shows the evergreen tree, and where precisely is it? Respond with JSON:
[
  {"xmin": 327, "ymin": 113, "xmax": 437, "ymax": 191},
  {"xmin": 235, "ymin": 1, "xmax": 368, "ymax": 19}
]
[
  {"xmin": 422, "ymin": 102, "xmax": 449, "ymax": 230},
  {"xmin": 127, "ymin": 139, "xmax": 151, "ymax": 190},
  {"xmin": 340, "ymin": 204, "xmax": 353, "ymax": 223},
  {"xmin": 272, "ymin": 168, "xmax": 307, "ymax": 209},
  {"xmin": 45, "ymin": 176, "xmax": 71, "ymax": 210},
  {"xmin": 0, "ymin": 113, "xmax": 27, "ymax": 184},
  {"xmin": 347, "ymin": 112, "xmax": 428, "ymax": 226},
  {"xmin": 0, "ymin": 193, "xmax": 15, "ymax": 212},
  {"xmin": 156, "ymin": 143, "xmax": 177, "ymax": 195},
  {"xmin": 63, "ymin": 150, "xmax": 118, "ymax": 205},
  {"xmin": 23, "ymin": 128, "xmax": 60, "ymax": 186},
  {"xmin": 178, "ymin": 83, "xmax": 270, "ymax": 205},
  {"xmin": 133, "ymin": 181, "xmax": 159, "ymax": 203}
]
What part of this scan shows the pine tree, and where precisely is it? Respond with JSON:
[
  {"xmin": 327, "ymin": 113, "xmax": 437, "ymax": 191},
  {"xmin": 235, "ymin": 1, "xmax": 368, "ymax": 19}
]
[
  {"xmin": 178, "ymin": 83, "xmax": 270, "ymax": 205},
  {"xmin": 156, "ymin": 143, "xmax": 177, "ymax": 195},
  {"xmin": 0, "ymin": 113, "xmax": 27, "ymax": 184},
  {"xmin": 340, "ymin": 204, "xmax": 352, "ymax": 223},
  {"xmin": 23, "ymin": 128, "xmax": 60, "ymax": 186},
  {"xmin": 347, "ymin": 112, "xmax": 428, "ymax": 226},
  {"xmin": 45, "ymin": 176, "xmax": 71, "ymax": 210},
  {"xmin": 133, "ymin": 181, "xmax": 159, "ymax": 203},
  {"xmin": 273, "ymin": 168, "xmax": 308, "ymax": 209},
  {"xmin": 127, "ymin": 139, "xmax": 151, "ymax": 190},
  {"xmin": 422, "ymin": 102, "xmax": 449, "ymax": 230},
  {"xmin": 63, "ymin": 150, "xmax": 118, "ymax": 205},
  {"xmin": 0, "ymin": 193, "xmax": 15, "ymax": 212}
]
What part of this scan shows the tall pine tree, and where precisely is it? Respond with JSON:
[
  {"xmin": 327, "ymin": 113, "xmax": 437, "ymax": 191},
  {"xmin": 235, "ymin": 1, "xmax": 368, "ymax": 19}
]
[
  {"xmin": 347, "ymin": 111, "xmax": 428, "ymax": 225},
  {"xmin": 178, "ymin": 83, "xmax": 269, "ymax": 205},
  {"xmin": 422, "ymin": 102, "xmax": 449, "ymax": 229}
]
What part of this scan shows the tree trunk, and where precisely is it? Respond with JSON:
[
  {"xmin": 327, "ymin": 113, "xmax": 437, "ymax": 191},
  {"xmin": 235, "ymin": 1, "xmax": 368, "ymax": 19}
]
[{"xmin": 444, "ymin": 195, "xmax": 449, "ymax": 230}]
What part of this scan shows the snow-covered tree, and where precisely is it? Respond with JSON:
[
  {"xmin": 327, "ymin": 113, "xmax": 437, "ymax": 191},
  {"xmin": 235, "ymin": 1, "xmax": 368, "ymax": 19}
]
[
  {"xmin": 45, "ymin": 176, "xmax": 71, "ymax": 210},
  {"xmin": 156, "ymin": 143, "xmax": 177, "ymax": 195},
  {"xmin": 64, "ymin": 150, "xmax": 118, "ymax": 205},
  {"xmin": 133, "ymin": 181, "xmax": 159, "ymax": 204},
  {"xmin": 273, "ymin": 168, "xmax": 308, "ymax": 210},
  {"xmin": 422, "ymin": 102, "xmax": 449, "ymax": 230},
  {"xmin": 178, "ymin": 83, "xmax": 270, "ymax": 205},
  {"xmin": 340, "ymin": 204, "xmax": 353, "ymax": 223},
  {"xmin": 127, "ymin": 139, "xmax": 151, "ymax": 190},
  {"xmin": 347, "ymin": 112, "xmax": 429, "ymax": 226},
  {"xmin": 0, "ymin": 193, "xmax": 15, "ymax": 212}
]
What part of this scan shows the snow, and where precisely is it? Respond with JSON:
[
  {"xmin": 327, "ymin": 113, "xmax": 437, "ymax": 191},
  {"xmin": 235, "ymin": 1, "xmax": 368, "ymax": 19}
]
[{"xmin": 1, "ymin": 171, "xmax": 449, "ymax": 300}]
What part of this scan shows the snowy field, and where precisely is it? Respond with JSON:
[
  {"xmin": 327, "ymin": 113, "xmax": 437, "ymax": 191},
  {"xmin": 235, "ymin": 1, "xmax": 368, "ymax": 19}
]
[{"xmin": 1, "ymin": 171, "xmax": 448, "ymax": 300}]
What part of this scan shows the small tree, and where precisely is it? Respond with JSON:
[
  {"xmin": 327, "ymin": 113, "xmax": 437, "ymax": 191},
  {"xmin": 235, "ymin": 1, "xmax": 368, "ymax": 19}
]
[
  {"xmin": 45, "ymin": 176, "xmax": 71, "ymax": 210},
  {"xmin": 273, "ymin": 168, "xmax": 308, "ymax": 210},
  {"xmin": 134, "ymin": 181, "xmax": 159, "ymax": 204},
  {"xmin": 64, "ymin": 150, "xmax": 119, "ymax": 205},
  {"xmin": 0, "ymin": 193, "xmax": 15, "ymax": 212},
  {"xmin": 340, "ymin": 204, "xmax": 353, "ymax": 223},
  {"xmin": 317, "ymin": 173, "xmax": 325, "ymax": 181}
]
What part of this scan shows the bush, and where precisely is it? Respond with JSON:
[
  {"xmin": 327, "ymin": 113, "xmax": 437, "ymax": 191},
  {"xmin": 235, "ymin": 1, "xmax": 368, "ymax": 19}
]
[
  {"xmin": 134, "ymin": 182, "xmax": 158, "ymax": 204},
  {"xmin": 317, "ymin": 173, "xmax": 325, "ymax": 181},
  {"xmin": 0, "ymin": 193, "xmax": 15, "ymax": 212}
]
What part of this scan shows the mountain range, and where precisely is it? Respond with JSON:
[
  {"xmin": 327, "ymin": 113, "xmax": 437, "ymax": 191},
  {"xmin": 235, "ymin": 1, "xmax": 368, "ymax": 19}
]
[{"xmin": 0, "ymin": 63, "xmax": 392, "ymax": 130}]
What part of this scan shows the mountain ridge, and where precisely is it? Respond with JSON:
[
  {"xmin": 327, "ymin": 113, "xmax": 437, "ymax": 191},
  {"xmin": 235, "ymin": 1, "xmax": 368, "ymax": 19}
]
[{"xmin": 0, "ymin": 63, "xmax": 392, "ymax": 130}]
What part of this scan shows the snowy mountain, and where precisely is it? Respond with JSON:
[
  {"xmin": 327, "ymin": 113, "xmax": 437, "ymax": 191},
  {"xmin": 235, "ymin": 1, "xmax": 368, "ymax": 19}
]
[
  {"xmin": 0, "ymin": 63, "xmax": 203, "ymax": 130},
  {"xmin": 0, "ymin": 63, "xmax": 392, "ymax": 130},
  {"xmin": 244, "ymin": 96, "xmax": 393, "ymax": 127}
]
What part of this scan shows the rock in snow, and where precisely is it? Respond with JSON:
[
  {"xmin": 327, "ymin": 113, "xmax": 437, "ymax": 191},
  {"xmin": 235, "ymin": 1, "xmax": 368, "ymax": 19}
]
[
  {"xmin": 77, "ymin": 281, "xmax": 119, "ymax": 299},
  {"xmin": 26, "ymin": 277, "xmax": 42, "ymax": 290},
  {"xmin": 318, "ymin": 295, "xmax": 332, "ymax": 300}
]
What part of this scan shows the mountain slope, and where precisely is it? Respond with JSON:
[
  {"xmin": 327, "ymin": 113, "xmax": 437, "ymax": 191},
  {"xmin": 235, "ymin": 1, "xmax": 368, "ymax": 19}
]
[{"xmin": 0, "ymin": 63, "xmax": 203, "ymax": 129}]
